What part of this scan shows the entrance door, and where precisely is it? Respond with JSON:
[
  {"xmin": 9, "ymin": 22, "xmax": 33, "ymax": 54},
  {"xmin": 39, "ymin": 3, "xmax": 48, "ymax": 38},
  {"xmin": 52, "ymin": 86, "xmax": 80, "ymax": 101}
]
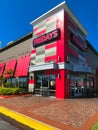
[
  {"xmin": 41, "ymin": 75, "xmax": 49, "ymax": 96},
  {"xmin": 35, "ymin": 74, "xmax": 55, "ymax": 96},
  {"xmin": 35, "ymin": 75, "xmax": 42, "ymax": 95},
  {"xmin": 49, "ymin": 75, "xmax": 55, "ymax": 96}
]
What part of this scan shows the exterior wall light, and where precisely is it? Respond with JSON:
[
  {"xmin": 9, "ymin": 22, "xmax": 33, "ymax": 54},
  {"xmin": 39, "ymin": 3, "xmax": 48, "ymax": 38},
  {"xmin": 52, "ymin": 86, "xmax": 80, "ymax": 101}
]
[
  {"xmin": 58, "ymin": 56, "xmax": 61, "ymax": 61},
  {"xmin": 58, "ymin": 73, "xmax": 61, "ymax": 79}
]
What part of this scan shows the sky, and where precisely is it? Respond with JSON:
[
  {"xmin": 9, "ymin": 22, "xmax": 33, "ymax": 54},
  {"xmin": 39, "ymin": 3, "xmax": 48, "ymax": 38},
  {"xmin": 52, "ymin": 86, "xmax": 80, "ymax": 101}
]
[{"xmin": 0, "ymin": 0, "xmax": 98, "ymax": 51}]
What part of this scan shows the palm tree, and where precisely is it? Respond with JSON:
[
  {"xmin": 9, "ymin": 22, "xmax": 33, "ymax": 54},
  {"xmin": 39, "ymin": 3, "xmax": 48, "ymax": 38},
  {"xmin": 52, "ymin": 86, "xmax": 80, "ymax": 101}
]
[
  {"xmin": 7, "ymin": 69, "xmax": 14, "ymax": 78},
  {"xmin": 0, "ymin": 75, "xmax": 6, "ymax": 87},
  {"xmin": 5, "ymin": 69, "xmax": 14, "ymax": 87}
]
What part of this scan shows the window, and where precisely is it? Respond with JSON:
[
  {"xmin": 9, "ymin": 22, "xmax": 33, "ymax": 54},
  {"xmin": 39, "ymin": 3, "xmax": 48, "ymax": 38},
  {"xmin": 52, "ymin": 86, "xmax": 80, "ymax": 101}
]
[{"xmin": 90, "ymin": 77, "xmax": 94, "ymax": 88}]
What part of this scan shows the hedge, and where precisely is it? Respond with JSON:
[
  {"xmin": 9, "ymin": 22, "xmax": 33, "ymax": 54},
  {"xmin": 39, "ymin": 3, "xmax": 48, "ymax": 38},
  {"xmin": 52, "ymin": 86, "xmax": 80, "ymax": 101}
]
[{"xmin": 0, "ymin": 87, "xmax": 22, "ymax": 95}]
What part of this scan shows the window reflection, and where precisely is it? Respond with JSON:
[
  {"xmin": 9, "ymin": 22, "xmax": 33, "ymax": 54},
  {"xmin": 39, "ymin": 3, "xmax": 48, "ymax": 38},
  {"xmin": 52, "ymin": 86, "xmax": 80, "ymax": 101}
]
[
  {"xmin": 35, "ymin": 75, "xmax": 42, "ymax": 88},
  {"xmin": 6, "ymin": 77, "xmax": 28, "ymax": 90}
]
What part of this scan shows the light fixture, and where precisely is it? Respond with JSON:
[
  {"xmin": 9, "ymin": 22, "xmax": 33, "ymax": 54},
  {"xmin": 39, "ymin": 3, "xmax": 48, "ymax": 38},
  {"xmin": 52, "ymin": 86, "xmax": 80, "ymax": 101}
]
[
  {"xmin": 58, "ymin": 73, "xmax": 60, "ymax": 79},
  {"xmin": 58, "ymin": 56, "xmax": 61, "ymax": 61}
]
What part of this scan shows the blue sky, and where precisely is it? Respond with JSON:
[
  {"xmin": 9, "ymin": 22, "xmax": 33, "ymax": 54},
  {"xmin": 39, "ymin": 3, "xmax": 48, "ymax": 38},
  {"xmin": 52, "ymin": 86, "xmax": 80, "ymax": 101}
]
[{"xmin": 0, "ymin": 0, "xmax": 98, "ymax": 51}]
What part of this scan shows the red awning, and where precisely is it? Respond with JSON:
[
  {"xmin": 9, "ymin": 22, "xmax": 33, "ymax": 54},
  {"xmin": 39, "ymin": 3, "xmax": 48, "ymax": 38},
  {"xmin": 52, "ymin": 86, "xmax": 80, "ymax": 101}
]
[
  {"xmin": 0, "ymin": 63, "xmax": 5, "ymax": 77},
  {"xmin": 4, "ymin": 59, "xmax": 17, "ymax": 78},
  {"xmin": 15, "ymin": 55, "xmax": 30, "ymax": 77}
]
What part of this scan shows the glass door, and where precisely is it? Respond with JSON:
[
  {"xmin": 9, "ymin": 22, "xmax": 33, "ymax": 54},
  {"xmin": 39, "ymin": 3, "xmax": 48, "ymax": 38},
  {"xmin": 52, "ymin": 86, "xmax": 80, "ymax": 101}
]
[
  {"xmin": 41, "ymin": 75, "xmax": 49, "ymax": 96},
  {"xmin": 49, "ymin": 75, "xmax": 55, "ymax": 96},
  {"xmin": 35, "ymin": 75, "xmax": 42, "ymax": 95},
  {"xmin": 70, "ymin": 75, "xmax": 85, "ymax": 97},
  {"xmin": 35, "ymin": 73, "xmax": 56, "ymax": 96}
]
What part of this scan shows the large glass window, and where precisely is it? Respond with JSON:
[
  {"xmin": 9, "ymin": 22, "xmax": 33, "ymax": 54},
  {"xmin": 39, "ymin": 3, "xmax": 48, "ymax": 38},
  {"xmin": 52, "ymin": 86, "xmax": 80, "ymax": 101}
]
[
  {"xmin": 6, "ymin": 77, "xmax": 28, "ymax": 90},
  {"xmin": 69, "ymin": 74, "xmax": 85, "ymax": 97}
]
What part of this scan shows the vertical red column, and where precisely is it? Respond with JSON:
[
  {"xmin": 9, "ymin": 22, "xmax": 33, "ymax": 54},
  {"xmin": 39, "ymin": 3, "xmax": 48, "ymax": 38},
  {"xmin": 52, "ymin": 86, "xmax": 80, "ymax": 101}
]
[
  {"xmin": 56, "ymin": 69, "xmax": 69, "ymax": 98},
  {"xmin": 56, "ymin": 10, "xmax": 65, "ymax": 63},
  {"xmin": 55, "ymin": 10, "xmax": 69, "ymax": 99},
  {"xmin": 64, "ymin": 12, "xmax": 70, "ymax": 98},
  {"xmin": 64, "ymin": 12, "xmax": 69, "ymax": 62}
]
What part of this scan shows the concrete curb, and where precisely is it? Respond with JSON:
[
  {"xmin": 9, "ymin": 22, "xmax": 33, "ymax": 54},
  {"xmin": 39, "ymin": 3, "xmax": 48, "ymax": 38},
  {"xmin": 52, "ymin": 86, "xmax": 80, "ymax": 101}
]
[
  {"xmin": 0, "ymin": 106, "xmax": 59, "ymax": 130},
  {"xmin": 0, "ymin": 94, "xmax": 32, "ymax": 99}
]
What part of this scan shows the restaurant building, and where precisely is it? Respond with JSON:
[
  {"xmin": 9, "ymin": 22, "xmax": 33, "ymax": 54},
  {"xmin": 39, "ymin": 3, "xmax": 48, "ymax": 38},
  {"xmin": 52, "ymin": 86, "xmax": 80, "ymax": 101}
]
[
  {"xmin": 29, "ymin": 1, "xmax": 98, "ymax": 99},
  {"xmin": 0, "ymin": 2, "xmax": 98, "ymax": 99}
]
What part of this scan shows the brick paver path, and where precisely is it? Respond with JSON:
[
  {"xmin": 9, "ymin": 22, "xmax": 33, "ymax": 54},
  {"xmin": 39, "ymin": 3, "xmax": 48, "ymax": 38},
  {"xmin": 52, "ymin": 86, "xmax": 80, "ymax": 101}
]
[{"xmin": 0, "ymin": 96, "xmax": 98, "ymax": 130}]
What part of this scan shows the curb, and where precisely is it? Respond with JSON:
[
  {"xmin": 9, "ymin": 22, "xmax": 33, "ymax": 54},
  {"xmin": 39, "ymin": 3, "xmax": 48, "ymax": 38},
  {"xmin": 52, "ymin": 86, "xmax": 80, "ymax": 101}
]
[
  {"xmin": 0, "ymin": 94, "xmax": 32, "ymax": 98},
  {"xmin": 0, "ymin": 106, "xmax": 58, "ymax": 130}
]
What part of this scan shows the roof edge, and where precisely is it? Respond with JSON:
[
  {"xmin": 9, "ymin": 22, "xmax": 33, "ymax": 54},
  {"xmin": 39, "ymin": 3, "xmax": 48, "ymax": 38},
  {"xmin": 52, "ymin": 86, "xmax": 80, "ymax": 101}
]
[
  {"xmin": 0, "ymin": 32, "xmax": 32, "ymax": 52},
  {"xmin": 30, "ymin": 1, "xmax": 65, "ymax": 25},
  {"xmin": 30, "ymin": 1, "xmax": 87, "ymax": 35}
]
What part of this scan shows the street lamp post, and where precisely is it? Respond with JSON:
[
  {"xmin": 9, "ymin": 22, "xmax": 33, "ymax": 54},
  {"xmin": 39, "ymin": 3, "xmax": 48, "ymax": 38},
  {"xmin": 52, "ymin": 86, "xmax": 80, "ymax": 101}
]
[{"xmin": 0, "ymin": 41, "xmax": 2, "ymax": 49}]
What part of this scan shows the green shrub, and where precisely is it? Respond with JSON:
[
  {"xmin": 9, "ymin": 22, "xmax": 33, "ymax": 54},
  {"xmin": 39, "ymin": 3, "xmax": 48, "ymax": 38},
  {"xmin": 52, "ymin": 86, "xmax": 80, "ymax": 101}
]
[
  {"xmin": 0, "ymin": 87, "xmax": 22, "ymax": 95},
  {"xmin": 5, "ymin": 82, "xmax": 12, "ymax": 88},
  {"xmin": 5, "ymin": 82, "xmax": 19, "ymax": 88}
]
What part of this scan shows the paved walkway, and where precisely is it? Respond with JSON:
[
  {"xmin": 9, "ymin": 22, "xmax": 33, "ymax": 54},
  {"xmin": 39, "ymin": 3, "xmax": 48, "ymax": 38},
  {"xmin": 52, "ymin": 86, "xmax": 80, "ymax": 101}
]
[{"xmin": 0, "ymin": 95, "xmax": 98, "ymax": 130}]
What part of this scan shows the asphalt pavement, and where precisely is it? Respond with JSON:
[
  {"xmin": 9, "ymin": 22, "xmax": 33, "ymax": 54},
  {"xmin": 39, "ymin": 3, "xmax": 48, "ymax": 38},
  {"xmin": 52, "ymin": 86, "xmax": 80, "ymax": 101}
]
[
  {"xmin": 0, "ymin": 118, "xmax": 19, "ymax": 130},
  {"xmin": 0, "ymin": 113, "xmax": 34, "ymax": 130}
]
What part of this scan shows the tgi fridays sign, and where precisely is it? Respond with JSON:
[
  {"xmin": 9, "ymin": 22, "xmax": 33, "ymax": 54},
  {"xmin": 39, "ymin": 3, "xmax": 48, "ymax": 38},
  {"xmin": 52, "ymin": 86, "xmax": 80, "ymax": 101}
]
[{"xmin": 33, "ymin": 29, "xmax": 60, "ymax": 47}]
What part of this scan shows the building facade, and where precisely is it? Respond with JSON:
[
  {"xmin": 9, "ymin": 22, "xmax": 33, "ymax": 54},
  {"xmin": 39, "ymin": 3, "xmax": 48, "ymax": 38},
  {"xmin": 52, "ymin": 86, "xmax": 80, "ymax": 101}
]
[
  {"xmin": 0, "ymin": 2, "xmax": 98, "ymax": 99},
  {"xmin": 86, "ymin": 40, "xmax": 98, "ymax": 96},
  {"xmin": 29, "ymin": 2, "xmax": 97, "ymax": 99},
  {"xmin": 0, "ymin": 33, "xmax": 32, "ymax": 89}
]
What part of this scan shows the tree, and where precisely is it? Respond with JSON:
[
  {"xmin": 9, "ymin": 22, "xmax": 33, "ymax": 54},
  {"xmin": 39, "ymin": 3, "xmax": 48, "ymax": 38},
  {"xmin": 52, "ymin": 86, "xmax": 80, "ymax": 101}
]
[
  {"xmin": 5, "ymin": 69, "xmax": 14, "ymax": 87},
  {"xmin": 0, "ymin": 75, "xmax": 6, "ymax": 87},
  {"xmin": 7, "ymin": 69, "xmax": 14, "ymax": 78}
]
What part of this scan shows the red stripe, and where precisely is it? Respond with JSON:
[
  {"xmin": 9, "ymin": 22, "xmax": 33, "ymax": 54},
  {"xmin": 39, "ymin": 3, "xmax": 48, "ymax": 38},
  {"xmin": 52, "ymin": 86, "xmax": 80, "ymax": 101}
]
[
  {"xmin": 22, "ymin": 55, "xmax": 30, "ymax": 76},
  {"xmin": 69, "ymin": 48, "xmax": 78, "ymax": 57},
  {"xmin": 29, "ymin": 80, "xmax": 35, "ymax": 84},
  {"xmin": 45, "ymin": 42, "xmax": 56, "ymax": 50},
  {"xmin": 33, "ymin": 27, "xmax": 38, "ymax": 32},
  {"xmin": 44, "ymin": 70, "xmax": 57, "ymax": 75},
  {"xmin": 31, "ymin": 49, "xmax": 36, "ymax": 54},
  {"xmin": 15, "ymin": 55, "xmax": 30, "ymax": 77},
  {"xmin": 0, "ymin": 63, "xmax": 5, "ymax": 76},
  {"xmin": 36, "ymin": 29, "xmax": 46, "ymax": 36},
  {"xmin": 45, "ymin": 55, "xmax": 56, "ymax": 62},
  {"xmin": 4, "ymin": 59, "xmax": 16, "ymax": 78}
]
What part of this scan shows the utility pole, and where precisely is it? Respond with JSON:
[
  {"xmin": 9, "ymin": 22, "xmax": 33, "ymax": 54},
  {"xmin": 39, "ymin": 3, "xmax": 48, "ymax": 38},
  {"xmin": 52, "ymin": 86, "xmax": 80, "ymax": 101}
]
[{"xmin": 0, "ymin": 41, "xmax": 2, "ymax": 49}]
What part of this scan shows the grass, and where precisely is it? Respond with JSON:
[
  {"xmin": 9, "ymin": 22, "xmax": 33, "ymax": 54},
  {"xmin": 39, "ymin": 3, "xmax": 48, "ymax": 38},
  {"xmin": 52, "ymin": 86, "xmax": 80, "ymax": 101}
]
[{"xmin": 91, "ymin": 121, "xmax": 98, "ymax": 130}]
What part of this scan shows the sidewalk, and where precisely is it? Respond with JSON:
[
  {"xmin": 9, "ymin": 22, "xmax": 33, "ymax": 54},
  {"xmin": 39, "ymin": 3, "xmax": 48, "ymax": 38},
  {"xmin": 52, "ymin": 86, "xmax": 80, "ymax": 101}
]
[{"xmin": 0, "ymin": 95, "xmax": 98, "ymax": 130}]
